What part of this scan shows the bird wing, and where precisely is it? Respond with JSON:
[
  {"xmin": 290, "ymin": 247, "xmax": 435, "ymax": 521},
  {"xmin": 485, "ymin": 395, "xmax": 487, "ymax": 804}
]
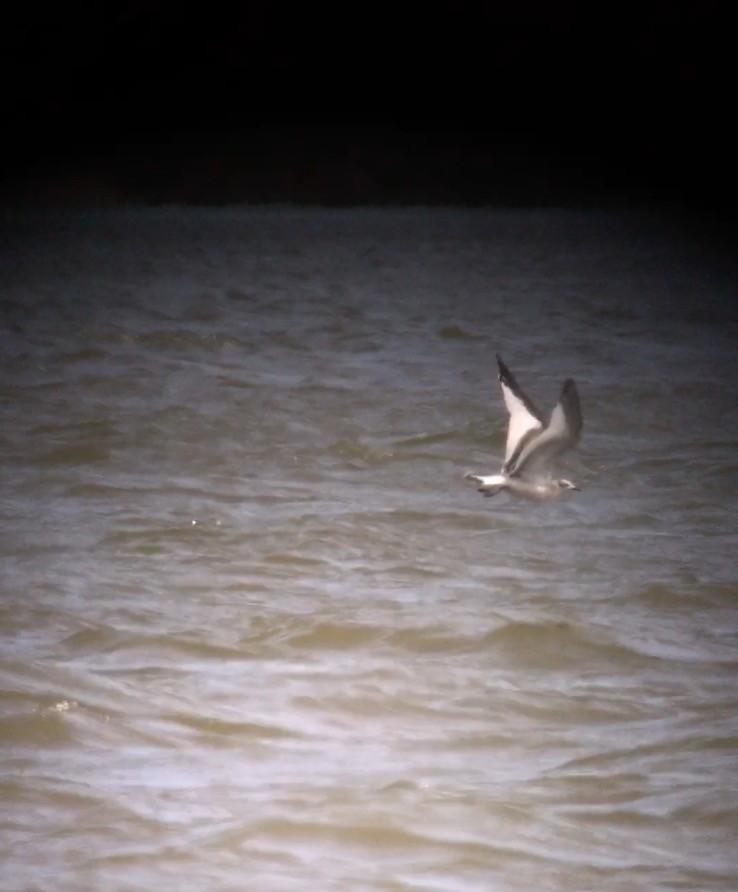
[
  {"xmin": 509, "ymin": 378, "xmax": 582, "ymax": 480},
  {"xmin": 496, "ymin": 355, "xmax": 544, "ymax": 472}
]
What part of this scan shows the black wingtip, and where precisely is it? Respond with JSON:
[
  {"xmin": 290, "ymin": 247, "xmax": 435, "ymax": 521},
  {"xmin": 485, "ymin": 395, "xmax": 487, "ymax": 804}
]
[
  {"xmin": 496, "ymin": 354, "xmax": 521, "ymax": 393},
  {"xmin": 496, "ymin": 354, "xmax": 511, "ymax": 382},
  {"xmin": 561, "ymin": 378, "xmax": 580, "ymax": 405},
  {"xmin": 560, "ymin": 377, "xmax": 583, "ymax": 435}
]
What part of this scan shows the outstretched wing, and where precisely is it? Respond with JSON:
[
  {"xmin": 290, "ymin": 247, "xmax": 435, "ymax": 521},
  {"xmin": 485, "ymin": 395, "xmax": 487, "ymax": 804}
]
[
  {"xmin": 496, "ymin": 355, "xmax": 544, "ymax": 472},
  {"xmin": 510, "ymin": 378, "xmax": 582, "ymax": 480}
]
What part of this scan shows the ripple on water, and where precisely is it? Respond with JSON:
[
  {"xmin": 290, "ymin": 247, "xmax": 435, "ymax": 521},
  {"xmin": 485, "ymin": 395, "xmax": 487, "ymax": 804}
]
[{"xmin": 2, "ymin": 207, "xmax": 737, "ymax": 892}]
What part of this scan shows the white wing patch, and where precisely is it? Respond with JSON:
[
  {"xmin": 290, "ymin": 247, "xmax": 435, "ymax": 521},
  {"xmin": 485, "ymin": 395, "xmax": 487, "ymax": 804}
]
[
  {"xmin": 501, "ymin": 382, "xmax": 543, "ymax": 464},
  {"xmin": 496, "ymin": 356, "xmax": 544, "ymax": 468}
]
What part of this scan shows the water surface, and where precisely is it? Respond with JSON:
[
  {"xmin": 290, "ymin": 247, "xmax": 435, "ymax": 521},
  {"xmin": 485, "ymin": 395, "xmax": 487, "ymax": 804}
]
[{"xmin": 1, "ymin": 207, "xmax": 737, "ymax": 891}]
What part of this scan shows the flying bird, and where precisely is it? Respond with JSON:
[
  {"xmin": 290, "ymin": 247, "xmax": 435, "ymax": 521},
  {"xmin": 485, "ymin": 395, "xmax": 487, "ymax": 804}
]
[{"xmin": 464, "ymin": 355, "xmax": 583, "ymax": 500}]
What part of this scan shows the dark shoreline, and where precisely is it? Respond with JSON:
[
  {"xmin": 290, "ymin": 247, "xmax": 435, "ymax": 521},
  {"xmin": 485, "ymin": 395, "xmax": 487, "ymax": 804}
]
[{"xmin": 0, "ymin": 132, "xmax": 717, "ymax": 214}]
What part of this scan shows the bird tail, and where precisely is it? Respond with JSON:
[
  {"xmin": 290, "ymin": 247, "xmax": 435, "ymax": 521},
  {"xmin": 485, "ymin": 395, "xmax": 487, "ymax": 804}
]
[{"xmin": 464, "ymin": 473, "xmax": 505, "ymax": 497}]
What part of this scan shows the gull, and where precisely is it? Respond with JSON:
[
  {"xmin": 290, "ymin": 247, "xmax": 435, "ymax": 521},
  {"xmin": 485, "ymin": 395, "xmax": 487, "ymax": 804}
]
[{"xmin": 464, "ymin": 355, "xmax": 583, "ymax": 500}]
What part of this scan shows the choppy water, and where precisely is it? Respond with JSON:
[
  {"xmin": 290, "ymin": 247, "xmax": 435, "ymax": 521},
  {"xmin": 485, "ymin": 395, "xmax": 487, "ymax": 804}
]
[{"xmin": 1, "ymin": 206, "xmax": 737, "ymax": 891}]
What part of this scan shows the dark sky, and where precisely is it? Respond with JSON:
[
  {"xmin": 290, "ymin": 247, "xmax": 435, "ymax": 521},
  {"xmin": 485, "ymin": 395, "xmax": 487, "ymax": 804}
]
[{"xmin": 2, "ymin": 4, "xmax": 732, "ymax": 212}]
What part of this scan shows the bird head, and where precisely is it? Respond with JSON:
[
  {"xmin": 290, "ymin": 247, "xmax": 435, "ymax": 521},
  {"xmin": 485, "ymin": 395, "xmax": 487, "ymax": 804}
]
[{"xmin": 557, "ymin": 478, "xmax": 580, "ymax": 492}]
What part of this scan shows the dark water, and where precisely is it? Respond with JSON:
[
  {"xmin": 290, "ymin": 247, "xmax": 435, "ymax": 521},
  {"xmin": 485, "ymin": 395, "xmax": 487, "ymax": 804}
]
[{"xmin": 1, "ymin": 207, "xmax": 737, "ymax": 891}]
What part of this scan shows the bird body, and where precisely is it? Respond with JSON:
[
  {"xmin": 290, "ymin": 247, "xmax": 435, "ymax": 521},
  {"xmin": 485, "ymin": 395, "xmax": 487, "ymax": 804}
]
[{"xmin": 465, "ymin": 356, "xmax": 582, "ymax": 501}]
